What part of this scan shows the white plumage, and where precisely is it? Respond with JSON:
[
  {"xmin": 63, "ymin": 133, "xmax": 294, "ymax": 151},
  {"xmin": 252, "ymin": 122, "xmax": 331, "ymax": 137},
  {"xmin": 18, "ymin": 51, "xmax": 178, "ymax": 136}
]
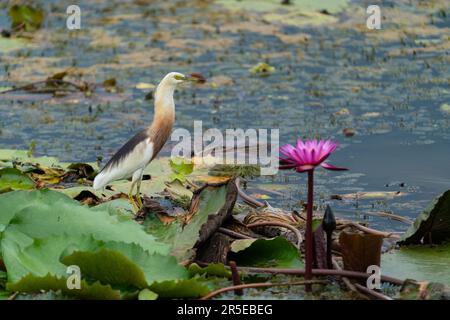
[{"xmin": 93, "ymin": 140, "xmax": 153, "ymax": 190}]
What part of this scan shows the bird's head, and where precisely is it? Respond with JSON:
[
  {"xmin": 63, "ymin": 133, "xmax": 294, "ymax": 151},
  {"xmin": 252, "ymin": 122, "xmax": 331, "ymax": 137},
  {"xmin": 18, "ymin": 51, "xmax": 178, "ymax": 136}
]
[
  {"xmin": 162, "ymin": 72, "xmax": 206, "ymax": 86},
  {"xmin": 155, "ymin": 72, "xmax": 206, "ymax": 103}
]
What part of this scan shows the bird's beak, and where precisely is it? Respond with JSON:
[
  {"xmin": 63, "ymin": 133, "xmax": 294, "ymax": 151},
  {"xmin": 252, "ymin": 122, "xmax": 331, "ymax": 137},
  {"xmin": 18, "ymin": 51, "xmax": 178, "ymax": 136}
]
[{"xmin": 184, "ymin": 73, "xmax": 206, "ymax": 84}]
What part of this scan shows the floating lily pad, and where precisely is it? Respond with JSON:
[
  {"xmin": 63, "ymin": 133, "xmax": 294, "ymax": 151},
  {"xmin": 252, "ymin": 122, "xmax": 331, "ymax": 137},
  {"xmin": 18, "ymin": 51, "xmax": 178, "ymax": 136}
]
[
  {"xmin": 0, "ymin": 189, "xmax": 193, "ymax": 298},
  {"xmin": 400, "ymin": 190, "xmax": 450, "ymax": 245},
  {"xmin": 149, "ymin": 277, "xmax": 210, "ymax": 298},
  {"xmin": 9, "ymin": 5, "xmax": 44, "ymax": 31},
  {"xmin": 217, "ymin": 0, "xmax": 349, "ymax": 26},
  {"xmin": 109, "ymin": 157, "xmax": 173, "ymax": 196},
  {"xmin": 0, "ymin": 149, "xmax": 61, "ymax": 168},
  {"xmin": 7, "ymin": 274, "xmax": 121, "ymax": 300},
  {"xmin": 145, "ymin": 180, "xmax": 236, "ymax": 262},
  {"xmin": 30, "ymin": 165, "xmax": 65, "ymax": 185},
  {"xmin": 54, "ymin": 186, "xmax": 108, "ymax": 199},
  {"xmin": 92, "ymin": 198, "xmax": 134, "ymax": 217},
  {"xmin": 138, "ymin": 289, "xmax": 158, "ymax": 300},
  {"xmin": 61, "ymin": 239, "xmax": 187, "ymax": 287},
  {"xmin": 169, "ymin": 158, "xmax": 194, "ymax": 182},
  {"xmin": 188, "ymin": 263, "xmax": 232, "ymax": 279},
  {"xmin": 209, "ymin": 164, "xmax": 261, "ymax": 178},
  {"xmin": 0, "ymin": 168, "xmax": 35, "ymax": 192},
  {"xmin": 249, "ymin": 62, "xmax": 275, "ymax": 75},
  {"xmin": 218, "ymin": 0, "xmax": 348, "ymax": 14},
  {"xmin": 440, "ymin": 104, "xmax": 450, "ymax": 114},
  {"xmin": 382, "ymin": 244, "xmax": 450, "ymax": 287},
  {"xmin": 229, "ymin": 237, "xmax": 303, "ymax": 268},
  {"xmin": 0, "ymin": 38, "xmax": 28, "ymax": 53}
]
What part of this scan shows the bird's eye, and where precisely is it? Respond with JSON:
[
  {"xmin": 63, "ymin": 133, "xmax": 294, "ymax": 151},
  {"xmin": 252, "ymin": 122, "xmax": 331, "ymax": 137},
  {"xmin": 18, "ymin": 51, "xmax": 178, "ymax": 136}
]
[{"xmin": 174, "ymin": 75, "xmax": 185, "ymax": 80}]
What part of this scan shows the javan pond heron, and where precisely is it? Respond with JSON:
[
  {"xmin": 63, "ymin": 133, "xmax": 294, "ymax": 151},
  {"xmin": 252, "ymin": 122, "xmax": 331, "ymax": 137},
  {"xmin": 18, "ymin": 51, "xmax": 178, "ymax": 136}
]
[{"xmin": 93, "ymin": 72, "xmax": 204, "ymax": 210}]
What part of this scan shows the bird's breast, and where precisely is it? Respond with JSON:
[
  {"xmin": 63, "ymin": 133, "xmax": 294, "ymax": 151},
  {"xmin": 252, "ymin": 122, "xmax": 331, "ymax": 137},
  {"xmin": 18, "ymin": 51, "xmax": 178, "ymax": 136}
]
[{"xmin": 147, "ymin": 115, "xmax": 174, "ymax": 161}]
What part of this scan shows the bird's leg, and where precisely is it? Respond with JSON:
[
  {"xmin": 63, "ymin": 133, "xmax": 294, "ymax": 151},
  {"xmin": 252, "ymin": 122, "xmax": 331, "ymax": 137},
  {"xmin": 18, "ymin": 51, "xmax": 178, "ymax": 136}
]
[
  {"xmin": 135, "ymin": 178, "xmax": 143, "ymax": 209},
  {"xmin": 128, "ymin": 182, "xmax": 139, "ymax": 212}
]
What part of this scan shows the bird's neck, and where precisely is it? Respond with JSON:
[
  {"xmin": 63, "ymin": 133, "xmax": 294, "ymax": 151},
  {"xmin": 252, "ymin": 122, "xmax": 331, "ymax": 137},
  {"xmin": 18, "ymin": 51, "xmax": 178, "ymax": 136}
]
[
  {"xmin": 151, "ymin": 81, "xmax": 176, "ymax": 130},
  {"xmin": 154, "ymin": 82, "xmax": 176, "ymax": 119}
]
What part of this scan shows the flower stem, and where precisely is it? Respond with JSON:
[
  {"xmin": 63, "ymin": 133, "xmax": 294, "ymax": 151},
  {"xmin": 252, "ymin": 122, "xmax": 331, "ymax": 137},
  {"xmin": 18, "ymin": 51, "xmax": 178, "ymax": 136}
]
[{"xmin": 305, "ymin": 170, "xmax": 314, "ymax": 292}]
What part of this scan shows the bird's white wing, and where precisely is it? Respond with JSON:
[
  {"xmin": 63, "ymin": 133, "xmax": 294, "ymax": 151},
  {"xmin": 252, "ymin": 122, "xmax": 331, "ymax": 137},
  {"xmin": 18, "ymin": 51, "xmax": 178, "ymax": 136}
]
[{"xmin": 93, "ymin": 130, "xmax": 154, "ymax": 190}]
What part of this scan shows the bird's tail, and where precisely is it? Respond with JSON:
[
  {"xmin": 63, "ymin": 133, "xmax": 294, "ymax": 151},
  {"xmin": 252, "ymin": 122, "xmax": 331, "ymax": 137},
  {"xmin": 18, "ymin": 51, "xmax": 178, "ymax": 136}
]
[{"xmin": 93, "ymin": 171, "xmax": 107, "ymax": 190}]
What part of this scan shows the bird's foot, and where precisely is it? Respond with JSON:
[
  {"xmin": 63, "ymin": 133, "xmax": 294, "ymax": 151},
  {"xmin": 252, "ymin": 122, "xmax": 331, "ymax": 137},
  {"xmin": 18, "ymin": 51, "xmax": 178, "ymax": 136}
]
[
  {"xmin": 136, "ymin": 194, "xmax": 144, "ymax": 210},
  {"xmin": 132, "ymin": 194, "xmax": 151, "ymax": 223},
  {"xmin": 128, "ymin": 194, "xmax": 140, "ymax": 213}
]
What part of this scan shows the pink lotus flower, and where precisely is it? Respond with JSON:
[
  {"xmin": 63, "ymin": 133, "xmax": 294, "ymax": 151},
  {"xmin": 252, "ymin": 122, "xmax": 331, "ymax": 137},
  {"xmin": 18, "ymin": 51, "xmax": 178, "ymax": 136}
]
[
  {"xmin": 278, "ymin": 138, "xmax": 347, "ymax": 292},
  {"xmin": 279, "ymin": 139, "xmax": 347, "ymax": 172}
]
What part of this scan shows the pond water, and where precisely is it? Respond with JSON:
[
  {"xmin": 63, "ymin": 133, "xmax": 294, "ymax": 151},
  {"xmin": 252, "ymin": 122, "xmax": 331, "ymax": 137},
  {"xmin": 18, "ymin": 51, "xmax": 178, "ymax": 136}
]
[{"xmin": 0, "ymin": 0, "xmax": 449, "ymax": 233}]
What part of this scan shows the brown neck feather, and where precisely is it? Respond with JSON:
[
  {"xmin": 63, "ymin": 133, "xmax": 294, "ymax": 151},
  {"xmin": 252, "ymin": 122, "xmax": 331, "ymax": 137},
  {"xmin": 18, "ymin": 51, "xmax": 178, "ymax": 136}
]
[{"xmin": 147, "ymin": 85, "xmax": 175, "ymax": 160}]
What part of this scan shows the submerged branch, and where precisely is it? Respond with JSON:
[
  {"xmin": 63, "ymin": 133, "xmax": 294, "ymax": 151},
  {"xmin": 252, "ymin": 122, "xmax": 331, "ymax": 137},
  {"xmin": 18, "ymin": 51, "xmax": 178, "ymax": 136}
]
[
  {"xmin": 0, "ymin": 79, "xmax": 86, "ymax": 94},
  {"xmin": 218, "ymin": 227, "xmax": 254, "ymax": 240},
  {"xmin": 235, "ymin": 177, "xmax": 264, "ymax": 208},
  {"xmin": 200, "ymin": 280, "xmax": 328, "ymax": 300},
  {"xmin": 332, "ymin": 258, "xmax": 361, "ymax": 296},
  {"xmin": 337, "ymin": 209, "xmax": 413, "ymax": 225},
  {"xmin": 353, "ymin": 283, "xmax": 393, "ymax": 300},
  {"xmin": 246, "ymin": 222, "xmax": 303, "ymax": 248},
  {"xmin": 196, "ymin": 262, "xmax": 406, "ymax": 287},
  {"xmin": 337, "ymin": 222, "xmax": 402, "ymax": 239},
  {"xmin": 237, "ymin": 266, "xmax": 405, "ymax": 286}
]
